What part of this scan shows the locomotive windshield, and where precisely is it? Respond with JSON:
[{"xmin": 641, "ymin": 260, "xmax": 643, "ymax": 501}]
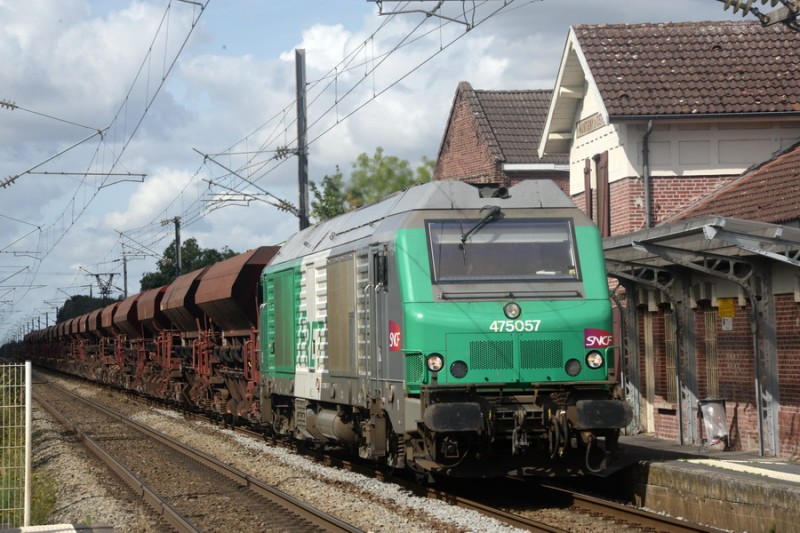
[{"xmin": 427, "ymin": 218, "xmax": 579, "ymax": 283}]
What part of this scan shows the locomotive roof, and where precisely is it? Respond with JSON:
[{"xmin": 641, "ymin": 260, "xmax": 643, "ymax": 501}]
[{"xmin": 271, "ymin": 179, "xmax": 578, "ymax": 264}]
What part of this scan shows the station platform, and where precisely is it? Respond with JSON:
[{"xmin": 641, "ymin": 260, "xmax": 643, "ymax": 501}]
[{"xmin": 603, "ymin": 434, "xmax": 800, "ymax": 532}]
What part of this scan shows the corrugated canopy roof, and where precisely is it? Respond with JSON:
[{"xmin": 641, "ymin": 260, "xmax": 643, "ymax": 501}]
[{"xmin": 604, "ymin": 216, "xmax": 800, "ymax": 279}]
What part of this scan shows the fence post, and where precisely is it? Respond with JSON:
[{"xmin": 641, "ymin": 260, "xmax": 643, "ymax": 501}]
[{"xmin": 24, "ymin": 360, "xmax": 31, "ymax": 527}]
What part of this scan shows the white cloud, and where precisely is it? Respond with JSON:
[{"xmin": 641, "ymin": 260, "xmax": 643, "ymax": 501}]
[{"xmin": 104, "ymin": 167, "xmax": 196, "ymax": 229}]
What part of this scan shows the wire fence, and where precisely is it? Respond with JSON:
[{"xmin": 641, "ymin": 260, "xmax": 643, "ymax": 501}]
[{"xmin": 0, "ymin": 360, "xmax": 31, "ymax": 528}]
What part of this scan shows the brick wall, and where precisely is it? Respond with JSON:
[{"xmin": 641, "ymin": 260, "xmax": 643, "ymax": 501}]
[
  {"xmin": 434, "ymin": 97, "xmax": 501, "ymax": 183},
  {"xmin": 649, "ymin": 175, "xmax": 734, "ymax": 225},
  {"xmin": 775, "ymin": 294, "xmax": 800, "ymax": 458},
  {"xmin": 633, "ymin": 295, "xmax": 800, "ymax": 456},
  {"xmin": 573, "ymin": 175, "xmax": 734, "ymax": 236}
]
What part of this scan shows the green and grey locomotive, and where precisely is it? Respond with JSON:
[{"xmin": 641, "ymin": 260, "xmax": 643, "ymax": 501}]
[{"xmin": 259, "ymin": 179, "xmax": 631, "ymax": 477}]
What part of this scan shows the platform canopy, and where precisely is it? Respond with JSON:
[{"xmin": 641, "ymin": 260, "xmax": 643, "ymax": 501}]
[
  {"xmin": 603, "ymin": 216, "xmax": 800, "ymax": 277},
  {"xmin": 603, "ymin": 215, "xmax": 800, "ymax": 458}
]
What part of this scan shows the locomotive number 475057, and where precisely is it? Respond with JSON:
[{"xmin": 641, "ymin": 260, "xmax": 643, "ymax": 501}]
[{"xmin": 489, "ymin": 319, "xmax": 541, "ymax": 332}]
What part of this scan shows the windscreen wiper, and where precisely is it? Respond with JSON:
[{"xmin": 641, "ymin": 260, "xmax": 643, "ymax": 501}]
[{"xmin": 460, "ymin": 205, "xmax": 502, "ymax": 247}]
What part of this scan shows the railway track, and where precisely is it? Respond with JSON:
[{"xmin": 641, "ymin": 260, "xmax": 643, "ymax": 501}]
[
  {"xmin": 402, "ymin": 477, "xmax": 723, "ymax": 533},
  {"xmin": 34, "ymin": 379, "xmax": 362, "ymax": 533},
  {"xmin": 538, "ymin": 483, "xmax": 725, "ymax": 533},
  {"xmin": 35, "ymin": 371, "xmax": 724, "ymax": 533},
  {"xmin": 282, "ymin": 431, "xmax": 723, "ymax": 532}
]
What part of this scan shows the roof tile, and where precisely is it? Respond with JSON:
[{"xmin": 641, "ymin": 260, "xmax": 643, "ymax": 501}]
[
  {"xmin": 468, "ymin": 85, "xmax": 566, "ymax": 164},
  {"xmin": 574, "ymin": 21, "xmax": 800, "ymax": 117}
]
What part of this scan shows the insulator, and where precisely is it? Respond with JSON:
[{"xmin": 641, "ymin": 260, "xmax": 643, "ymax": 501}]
[{"xmin": 724, "ymin": 0, "xmax": 786, "ymax": 14}]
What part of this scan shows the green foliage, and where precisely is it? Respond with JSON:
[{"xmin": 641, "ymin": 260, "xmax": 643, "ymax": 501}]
[
  {"xmin": 310, "ymin": 147, "xmax": 434, "ymax": 222},
  {"xmin": 140, "ymin": 237, "xmax": 237, "ymax": 290},
  {"xmin": 30, "ymin": 473, "xmax": 57, "ymax": 525},
  {"xmin": 0, "ymin": 342, "xmax": 17, "ymax": 358},
  {"xmin": 346, "ymin": 147, "xmax": 434, "ymax": 208},
  {"xmin": 56, "ymin": 295, "xmax": 110, "ymax": 322},
  {"xmin": 310, "ymin": 168, "xmax": 347, "ymax": 221}
]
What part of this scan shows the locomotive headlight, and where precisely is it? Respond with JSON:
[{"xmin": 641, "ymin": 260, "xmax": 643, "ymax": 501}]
[
  {"xmin": 426, "ymin": 353, "xmax": 444, "ymax": 373},
  {"xmin": 503, "ymin": 302, "xmax": 521, "ymax": 319},
  {"xmin": 565, "ymin": 358, "xmax": 581, "ymax": 377},
  {"xmin": 586, "ymin": 351, "xmax": 604, "ymax": 369},
  {"xmin": 450, "ymin": 360, "xmax": 468, "ymax": 379}
]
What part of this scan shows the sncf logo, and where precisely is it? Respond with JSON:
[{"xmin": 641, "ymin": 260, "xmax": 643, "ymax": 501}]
[
  {"xmin": 584, "ymin": 328, "xmax": 613, "ymax": 348},
  {"xmin": 389, "ymin": 321, "xmax": 402, "ymax": 352}
]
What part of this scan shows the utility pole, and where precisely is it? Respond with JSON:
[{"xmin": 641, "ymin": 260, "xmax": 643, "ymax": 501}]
[
  {"xmin": 161, "ymin": 216, "xmax": 182, "ymax": 277},
  {"xmin": 123, "ymin": 245, "xmax": 128, "ymax": 298},
  {"xmin": 296, "ymin": 49, "xmax": 310, "ymax": 230}
]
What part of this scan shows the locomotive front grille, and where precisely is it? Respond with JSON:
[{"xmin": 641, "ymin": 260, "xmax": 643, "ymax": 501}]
[
  {"xmin": 469, "ymin": 340, "xmax": 513, "ymax": 369},
  {"xmin": 406, "ymin": 353, "xmax": 424, "ymax": 382},
  {"xmin": 520, "ymin": 339, "xmax": 563, "ymax": 369}
]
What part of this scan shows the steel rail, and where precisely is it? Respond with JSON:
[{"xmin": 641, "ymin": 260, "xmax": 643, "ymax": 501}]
[
  {"xmin": 33, "ymin": 390, "xmax": 200, "ymax": 533},
  {"xmin": 36, "ymin": 370, "xmax": 720, "ymax": 533},
  {"xmin": 35, "ymin": 382, "xmax": 362, "ymax": 533}
]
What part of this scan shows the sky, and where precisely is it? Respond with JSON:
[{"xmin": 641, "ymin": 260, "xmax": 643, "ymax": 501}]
[{"xmin": 0, "ymin": 0, "xmax": 745, "ymax": 342}]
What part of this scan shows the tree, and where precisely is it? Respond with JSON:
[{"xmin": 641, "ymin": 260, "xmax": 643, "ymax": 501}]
[
  {"xmin": 57, "ymin": 294, "xmax": 113, "ymax": 322},
  {"xmin": 309, "ymin": 148, "xmax": 434, "ymax": 222},
  {"xmin": 346, "ymin": 147, "xmax": 434, "ymax": 208},
  {"xmin": 140, "ymin": 237, "xmax": 237, "ymax": 290},
  {"xmin": 310, "ymin": 167, "xmax": 347, "ymax": 221}
]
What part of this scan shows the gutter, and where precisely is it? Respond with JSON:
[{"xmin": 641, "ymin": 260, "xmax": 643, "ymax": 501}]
[
  {"xmin": 503, "ymin": 163, "xmax": 570, "ymax": 172},
  {"xmin": 610, "ymin": 111, "xmax": 800, "ymax": 122}
]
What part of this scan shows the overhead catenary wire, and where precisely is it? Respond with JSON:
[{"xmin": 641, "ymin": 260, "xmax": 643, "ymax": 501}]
[
  {"xmin": 200, "ymin": 0, "xmax": 521, "ymax": 206},
  {"xmin": 1, "ymin": 0, "xmax": 211, "ymax": 341},
  {"xmin": 4, "ymin": 0, "xmax": 527, "ymax": 342},
  {"xmin": 111, "ymin": 1, "xmax": 524, "ymax": 251}
]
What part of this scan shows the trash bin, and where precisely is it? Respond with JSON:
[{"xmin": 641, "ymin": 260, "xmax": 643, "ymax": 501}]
[{"xmin": 698, "ymin": 397, "xmax": 729, "ymax": 452}]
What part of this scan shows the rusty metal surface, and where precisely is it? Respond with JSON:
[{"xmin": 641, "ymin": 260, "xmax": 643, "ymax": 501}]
[
  {"xmin": 137, "ymin": 286, "xmax": 168, "ymax": 335},
  {"xmin": 78, "ymin": 313, "xmax": 89, "ymax": 335},
  {"xmin": 77, "ymin": 313, "xmax": 96, "ymax": 339},
  {"xmin": 161, "ymin": 266, "xmax": 209, "ymax": 333},
  {"xmin": 66, "ymin": 317, "xmax": 79, "ymax": 338},
  {"xmin": 114, "ymin": 294, "xmax": 143, "ymax": 338},
  {"xmin": 100, "ymin": 302, "xmax": 120, "ymax": 334},
  {"xmin": 194, "ymin": 246, "xmax": 279, "ymax": 334},
  {"xmin": 86, "ymin": 308, "xmax": 103, "ymax": 338}
]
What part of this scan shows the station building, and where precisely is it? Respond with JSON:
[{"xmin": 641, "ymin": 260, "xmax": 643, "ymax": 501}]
[{"xmin": 437, "ymin": 20, "xmax": 800, "ymax": 458}]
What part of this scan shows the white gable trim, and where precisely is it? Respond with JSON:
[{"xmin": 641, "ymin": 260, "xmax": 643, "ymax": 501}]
[{"xmin": 538, "ymin": 27, "xmax": 608, "ymax": 158}]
